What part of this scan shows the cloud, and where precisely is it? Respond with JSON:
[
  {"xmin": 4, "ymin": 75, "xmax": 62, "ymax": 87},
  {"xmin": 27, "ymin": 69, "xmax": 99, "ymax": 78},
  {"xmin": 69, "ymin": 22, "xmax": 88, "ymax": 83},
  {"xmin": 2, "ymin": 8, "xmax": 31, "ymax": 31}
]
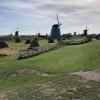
[{"xmin": 0, "ymin": 0, "xmax": 100, "ymax": 35}]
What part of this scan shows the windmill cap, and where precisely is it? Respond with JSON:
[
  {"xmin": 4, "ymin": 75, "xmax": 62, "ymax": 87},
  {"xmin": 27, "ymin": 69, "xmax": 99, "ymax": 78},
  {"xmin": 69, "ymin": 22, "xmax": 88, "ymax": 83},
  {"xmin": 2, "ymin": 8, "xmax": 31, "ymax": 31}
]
[{"xmin": 52, "ymin": 24, "xmax": 59, "ymax": 27}]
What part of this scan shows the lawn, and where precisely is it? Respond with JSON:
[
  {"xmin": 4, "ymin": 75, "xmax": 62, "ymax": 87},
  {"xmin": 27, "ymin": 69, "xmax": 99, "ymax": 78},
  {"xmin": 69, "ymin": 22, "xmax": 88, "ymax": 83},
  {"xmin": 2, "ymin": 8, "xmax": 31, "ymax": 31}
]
[{"xmin": 0, "ymin": 39, "xmax": 100, "ymax": 100}]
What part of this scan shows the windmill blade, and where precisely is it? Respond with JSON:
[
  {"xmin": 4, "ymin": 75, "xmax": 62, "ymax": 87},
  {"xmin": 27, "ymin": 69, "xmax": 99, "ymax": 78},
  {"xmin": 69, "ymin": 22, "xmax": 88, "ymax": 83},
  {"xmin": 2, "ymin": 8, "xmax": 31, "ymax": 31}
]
[
  {"xmin": 17, "ymin": 27, "xmax": 19, "ymax": 32},
  {"xmin": 59, "ymin": 23, "xmax": 62, "ymax": 26},
  {"xmin": 56, "ymin": 15, "xmax": 60, "ymax": 25},
  {"xmin": 86, "ymin": 25, "xmax": 89, "ymax": 31}
]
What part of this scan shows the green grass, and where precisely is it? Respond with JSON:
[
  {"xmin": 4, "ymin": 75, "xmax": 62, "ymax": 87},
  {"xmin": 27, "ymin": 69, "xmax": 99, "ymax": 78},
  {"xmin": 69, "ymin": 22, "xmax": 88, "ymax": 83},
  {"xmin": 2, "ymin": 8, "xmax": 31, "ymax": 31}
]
[
  {"xmin": 64, "ymin": 36, "xmax": 87, "ymax": 42},
  {"xmin": 1, "ymin": 40, "xmax": 100, "ymax": 73},
  {"xmin": 7, "ymin": 40, "xmax": 29, "ymax": 48},
  {"xmin": 7, "ymin": 39, "xmax": 48, "ymax": 49},
  {"xmin": 0, "ymin": 39, "xmax": 100, "ymax": 100},
  {"xmin": 39, "ymin": 39, "xmax": 48, "ymax": 46}
]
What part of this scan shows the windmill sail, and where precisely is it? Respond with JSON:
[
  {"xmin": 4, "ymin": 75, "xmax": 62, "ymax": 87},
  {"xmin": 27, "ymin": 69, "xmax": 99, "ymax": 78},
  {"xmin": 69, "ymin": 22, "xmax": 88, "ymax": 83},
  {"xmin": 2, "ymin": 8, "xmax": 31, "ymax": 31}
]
[
  {"xmin": 56, "ymin": 15, "xmax": 60, "ymax": 25},
  {"xmin": 56, "ymin": 15, "xmax": 61, "ymax": 26}
]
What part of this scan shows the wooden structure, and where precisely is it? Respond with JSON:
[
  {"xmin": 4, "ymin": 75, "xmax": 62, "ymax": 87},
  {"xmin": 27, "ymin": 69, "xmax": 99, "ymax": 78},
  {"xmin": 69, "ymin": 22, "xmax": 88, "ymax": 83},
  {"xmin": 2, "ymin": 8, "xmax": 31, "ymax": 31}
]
[
  {"xmin": 18, "ymin": 37, "xmax": 92, "ymax": 60},
  {"xmin": 18, "ymin": 43, "xmax": 63, "ymax": 59}
]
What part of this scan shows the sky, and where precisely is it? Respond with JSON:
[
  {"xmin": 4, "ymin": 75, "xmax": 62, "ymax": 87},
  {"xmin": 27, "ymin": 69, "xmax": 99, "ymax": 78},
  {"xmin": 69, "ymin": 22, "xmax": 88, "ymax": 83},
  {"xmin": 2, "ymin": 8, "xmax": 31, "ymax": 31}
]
[{"xmin": 0, "ymin": 0, "xmax": 100, "ymax": 35}]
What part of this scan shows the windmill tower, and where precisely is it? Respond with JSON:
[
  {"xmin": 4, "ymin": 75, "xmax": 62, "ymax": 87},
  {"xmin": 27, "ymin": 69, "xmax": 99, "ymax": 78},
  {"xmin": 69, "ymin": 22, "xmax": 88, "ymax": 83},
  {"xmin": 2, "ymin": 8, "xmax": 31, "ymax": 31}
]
[
  {"xmin": 15, "ymin": 27, "xmax": 19, "ymax": 37},
  {"xmin": 50, "ymin": 15, "xmax": 62, "ymax": 39},
  {"xmin": 14, "ymin": 27, "xmax": 21, "ymax": 42}
]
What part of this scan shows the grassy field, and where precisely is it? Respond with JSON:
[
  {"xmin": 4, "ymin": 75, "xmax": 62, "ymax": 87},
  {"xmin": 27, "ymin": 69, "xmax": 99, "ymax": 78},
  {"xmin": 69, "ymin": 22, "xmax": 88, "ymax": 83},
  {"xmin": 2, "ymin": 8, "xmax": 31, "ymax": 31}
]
[{"xmin": 0, "ymin": 39, "xmax": 100, "ymax": 100}]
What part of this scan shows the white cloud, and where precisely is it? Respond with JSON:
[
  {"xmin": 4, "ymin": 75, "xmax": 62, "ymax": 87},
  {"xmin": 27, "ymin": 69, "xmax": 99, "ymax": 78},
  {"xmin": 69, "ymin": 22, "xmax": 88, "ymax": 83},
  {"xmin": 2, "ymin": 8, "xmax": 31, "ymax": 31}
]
[{"xmin": 0, "ymin": 0, "xmax": 100, "ymax": 35}]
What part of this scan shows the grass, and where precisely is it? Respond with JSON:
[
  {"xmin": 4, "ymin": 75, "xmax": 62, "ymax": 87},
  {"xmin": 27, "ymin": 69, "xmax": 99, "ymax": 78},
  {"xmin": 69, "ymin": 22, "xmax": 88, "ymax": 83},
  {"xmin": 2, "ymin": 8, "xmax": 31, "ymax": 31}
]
[
  {"xmin": 0, "ymin": 39, "xmax": 100, "ymax": 100},
  {"xmin": 7, "ymin": 40, "xmax": 29, "ymax": 49},
  {"xmin": 7, "ymin": 39, "xmax": 48, "ymax": 49},
  {"xmin": 1, "ymin": 40, "xmax": 100, "ymax": 73},
  {"xmin": 65, "ymin": 36, "xmax": 87, "ymax": 42}
]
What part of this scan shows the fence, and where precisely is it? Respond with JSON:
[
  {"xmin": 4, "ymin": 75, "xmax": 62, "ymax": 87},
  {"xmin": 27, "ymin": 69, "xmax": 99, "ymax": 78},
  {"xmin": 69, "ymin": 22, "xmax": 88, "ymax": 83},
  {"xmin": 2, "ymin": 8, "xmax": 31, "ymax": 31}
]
[
  {"xmin": 62, "ymin": 37, "xmax": 92, "ymax": 45},
  {"xmin": 18, "ymin": 43, "xmax": 63, "ymax": 59},
  {"xmin": 18, "ymin": 37, "xmax": 92, "ymax": 59}
]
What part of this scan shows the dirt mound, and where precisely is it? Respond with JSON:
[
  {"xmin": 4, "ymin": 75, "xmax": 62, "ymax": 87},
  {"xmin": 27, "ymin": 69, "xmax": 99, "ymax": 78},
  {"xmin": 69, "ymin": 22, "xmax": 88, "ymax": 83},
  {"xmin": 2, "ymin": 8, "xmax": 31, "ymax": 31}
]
[{"xmin": 71, "ymin": 70, "xmax": 100, "ymax": 82}]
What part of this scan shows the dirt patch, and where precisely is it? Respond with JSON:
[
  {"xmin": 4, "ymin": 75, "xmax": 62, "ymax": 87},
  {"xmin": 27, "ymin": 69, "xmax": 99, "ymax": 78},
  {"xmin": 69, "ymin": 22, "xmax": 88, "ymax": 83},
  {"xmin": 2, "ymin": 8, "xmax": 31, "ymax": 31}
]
[
  {"xmin": 97, "ymin": 94, "xmax": 100, "ymax": 98},
  {"xmin": 0, "ymin": 91, "xmax": 18, "ymax": 100},
  {"xmin": 17, "ymin": 68, "xmax": 41, "ymax": 75},
  {"xmin": 0, "ymin": 48, "xmax": 19, "ymax": 56},
  {"xmin": 0, "ymin": 83, "xmax": 66, "ymax": 100},
  {"xmin": 0, "ymin": 68, "xmax": 61, "ymax": 80},
  {"xmin": 67, "ymin": 86, "xmax": 78, "ymax": 94},
  {"xmin": 0, "ymin": 92, "xmax": 9, "ymax": 100},
  {"xmin": 39, "ymin": 84, "xmax": 57, "ymax": 96},
  {"xmin": 16, "ymin": 68, "xmax": 60, "ymax": 77},
  {"xmin": 70, "ymin": 70, "xmax": 100, "ymax": 82},
  {"xmin": 82, "ymin": 85, "xmax": 92, "ymax": 89},
  {"xmin": 37, "ymin": 82, "xmax": 67, "ymax": 100}
]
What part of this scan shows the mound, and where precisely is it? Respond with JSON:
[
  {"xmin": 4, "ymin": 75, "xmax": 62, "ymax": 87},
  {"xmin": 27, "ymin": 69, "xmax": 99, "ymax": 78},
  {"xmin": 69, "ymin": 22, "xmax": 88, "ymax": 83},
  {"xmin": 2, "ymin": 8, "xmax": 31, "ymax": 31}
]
[
  {"xmin": 0, "ymin": 41, "xmax": 8, "ymax": 49},
  {"xmin": 48, "ymin": 38, "xmax": 54, "ymax": 43},
  {"xmin": 29, "ymin": 38, "xmax": 39, "ymax": 48},
  {"xmin": 25, "ymin": 39, "xmax": 31, "ymax": 44}
]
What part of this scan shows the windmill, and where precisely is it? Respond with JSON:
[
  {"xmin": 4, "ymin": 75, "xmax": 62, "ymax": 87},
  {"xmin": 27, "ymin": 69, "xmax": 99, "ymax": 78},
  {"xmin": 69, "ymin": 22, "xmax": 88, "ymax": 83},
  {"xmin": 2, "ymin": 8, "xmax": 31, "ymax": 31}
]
[
  {"xmin": 15, "ymin": 27, "xmax": 19, "ymax": 37},
  {"xmin": 84, "ymin": 25, "xmax": 89, "ymax": 36},
  {"xmin": 14, "ymin": 27, "xmax": 21, "ymax": 42},
  {"xmin": 50, "ymin": 15, "xmax": 62, "ymax": 39}
]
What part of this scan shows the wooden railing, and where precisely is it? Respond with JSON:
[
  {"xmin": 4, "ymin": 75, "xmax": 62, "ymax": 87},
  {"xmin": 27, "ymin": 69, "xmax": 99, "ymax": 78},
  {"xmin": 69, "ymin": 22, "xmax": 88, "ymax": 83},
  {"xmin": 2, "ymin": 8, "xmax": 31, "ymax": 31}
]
[
  {"xmin": 62, "ymin": 37, "xmax": 92, "ymax": 45},
  {"xmin": 18, "ymin": 43, "xmax": 63, "ymax": 59},
  {"xmin": 18, "ymin": 37, "xmax": 92, "ymax": 59}
]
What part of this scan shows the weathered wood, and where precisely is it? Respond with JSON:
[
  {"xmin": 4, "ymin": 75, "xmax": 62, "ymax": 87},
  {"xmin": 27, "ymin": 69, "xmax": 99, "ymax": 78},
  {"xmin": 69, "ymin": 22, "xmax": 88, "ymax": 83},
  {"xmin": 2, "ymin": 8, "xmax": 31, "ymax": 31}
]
[{"xmin": 18, "ymin": 43, "xmax": 61, "ymax": 59}]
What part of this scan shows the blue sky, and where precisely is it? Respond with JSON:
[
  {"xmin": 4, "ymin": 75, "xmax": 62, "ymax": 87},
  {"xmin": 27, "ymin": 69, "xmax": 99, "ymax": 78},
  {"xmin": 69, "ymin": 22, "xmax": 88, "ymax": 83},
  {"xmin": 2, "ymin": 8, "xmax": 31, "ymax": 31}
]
[{"xmin": 0, "ymin": 0, "xmax": 100, "ymax": 35}]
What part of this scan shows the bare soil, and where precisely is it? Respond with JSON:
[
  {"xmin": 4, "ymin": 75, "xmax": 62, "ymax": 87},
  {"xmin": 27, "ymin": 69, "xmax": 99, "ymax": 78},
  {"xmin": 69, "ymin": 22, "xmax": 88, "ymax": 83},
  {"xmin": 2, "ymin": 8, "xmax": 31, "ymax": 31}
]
[
  {"xmin": 37, "ymin": 82, "xmax": 67, "ymax": 100},
  {"xmin": 71, "ymin": 70, "xmax": 100, "ymax": 82},
  {"xmin": 0, "ymin": 48, "xmax": 19, "ymax": 56},
  {"xmin": 17, "ymin": 68, "xmax": 41, "ymax": 76},
  {"xmin": 16, "ymin": 68, "xmax": 60, "ymax": 77}
]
